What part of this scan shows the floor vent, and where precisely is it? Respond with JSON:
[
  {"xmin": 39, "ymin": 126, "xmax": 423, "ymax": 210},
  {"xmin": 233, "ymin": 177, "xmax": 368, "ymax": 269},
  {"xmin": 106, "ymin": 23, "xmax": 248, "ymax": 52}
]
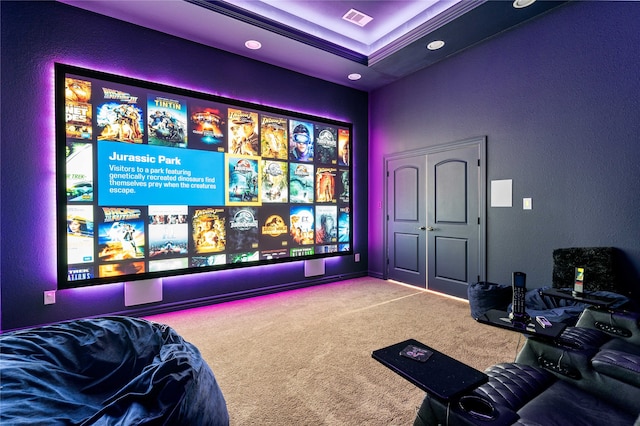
[{"xmin": 342, "ymin": 8, "xmax": 373, "ymax": 27}]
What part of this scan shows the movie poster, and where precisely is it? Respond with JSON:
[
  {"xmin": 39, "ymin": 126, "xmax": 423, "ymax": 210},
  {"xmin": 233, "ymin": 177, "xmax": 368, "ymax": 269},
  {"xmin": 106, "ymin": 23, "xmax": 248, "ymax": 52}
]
[
  {"xmin": 67, "ymin": 265, "xmax": 94, "ymax": 282},
  {"xmin": 289, "ymin": 163, "xmax": 314, "ymax": 203},
  {"xmin": 261, "ymin": 160, "xmax": 288, "ymax": 203},
  {"xmin": 189, "ymin": 102, "xmax": 226, "ymax": 151},
  {"xmin": 191, "ymin": 254, "xmax": 226, "ymax": 268},
  {"xmin": 66, "ymin": 142, "xmax": 93, "ymax": 202},
  {"xmin": 99, "ymin": 261, "xmax": 145, "ymax": 277},
  {"xmin": 290, "ymin": 205, "xmax": 314, "ymax": 246},
  {"xmin": 290, "ymin": 247, "xmax": 314, "ymax": 257},
  {"xmin": 227, "ymin": 207, "xmax": 259, "ymax": 252},
  {"xmin": 338, "ymin": 206, "xmax": 350, "ymax": 246},
  {"xmin": 97, "ymin": 207, "xmax": 146, "ymax": 262},
  {"xmin": 259, "ymin": 205, "xmax": 289, "ymax": 260},
  {"xmin": 147, "ymin": 94, "xmax": 188, "ymax": 147},
  {"xmin": 289, "ymin": 120, "xmax": 314, "ymax": 162},
  {"xmin": 148, "ymin": 257, "xmax": 189, "ymax": 272},
  {"xmin": 260, "ymin": 115, "xmax": 288, "ymax": 160},
  {"xmin": 96, "ymin": 84, "xmax": 144, "ymax": 143},
  {"xmin": 315, "ymin": 125, "xmax": 337, "ymax": 164},
  {"xmin": 227, "ymin": 251, "xmax": 260, "ymax": 264},
  {"xmin": 315, "ymin": 205, "xmax": 337, "ymax": 244},
  {"xmin": 227, "ymin": 155, "xmax": 260, "ymax": 205},
  {"xmin": 65, "ymin": 77, "xmax": 92, "ymax": 140},
  {"xmin": 191, "ymin": 207, "xmax": 226, "ymax": 254},
  {"xmin": 67, "ymin": 204, "xmax": 94, "ymax": 264},
  {"xmin": 338, "ymin": 128, "xmax": 350, "ymax": 166},
  {"xmin": 315, "ymin": 167, "xmax": 336, "ymax": 203},
  {"xmin": 228, "ymin": 108, "xmax": 259, "ymax": 156},
  {"xmin": 338, "ymin": 169, "xmax": 350, "ymax": 203},
  {"xmin": 316, "ymin": 244, "xmax": 338, "ymax": 254},
  {"xmin": 148, "ymin": 205, "xmax": 188, "ymax": 258}
]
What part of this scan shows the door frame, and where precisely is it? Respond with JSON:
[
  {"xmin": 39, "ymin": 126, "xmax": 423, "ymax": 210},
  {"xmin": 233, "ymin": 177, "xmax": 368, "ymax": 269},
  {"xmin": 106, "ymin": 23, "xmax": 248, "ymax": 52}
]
[{"xmin": 382, "ymin": 136, "xmax": 487, "ymax": 289}]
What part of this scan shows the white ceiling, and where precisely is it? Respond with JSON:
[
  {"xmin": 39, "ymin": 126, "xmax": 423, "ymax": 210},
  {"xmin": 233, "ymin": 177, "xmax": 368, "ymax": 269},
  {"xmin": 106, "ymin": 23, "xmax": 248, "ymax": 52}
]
[{"xmin": 58, "ymin": 0, "xmax": 568, "ymax": 91}]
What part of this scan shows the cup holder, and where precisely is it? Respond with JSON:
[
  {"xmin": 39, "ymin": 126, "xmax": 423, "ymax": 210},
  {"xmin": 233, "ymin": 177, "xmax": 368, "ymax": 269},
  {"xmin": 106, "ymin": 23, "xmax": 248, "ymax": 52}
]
[{"xmin": 458, "ymin": 395, "xmax": 496, "ymax": 421}]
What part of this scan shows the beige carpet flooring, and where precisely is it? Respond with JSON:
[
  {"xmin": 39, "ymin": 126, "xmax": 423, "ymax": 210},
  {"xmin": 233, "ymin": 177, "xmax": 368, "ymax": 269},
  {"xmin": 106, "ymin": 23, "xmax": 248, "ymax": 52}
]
[{"xmin": 146, "ymin": 277, "xmax": 522, "ymax": 425}]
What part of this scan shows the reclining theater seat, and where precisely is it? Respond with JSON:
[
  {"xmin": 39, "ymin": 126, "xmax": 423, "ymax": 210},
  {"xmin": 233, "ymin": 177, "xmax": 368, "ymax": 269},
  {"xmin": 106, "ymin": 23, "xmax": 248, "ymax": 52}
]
[
  {"xmin": 414, "ymin": 363, "xmax": 640, "ymax": 426},
  {"xmin": 415, "ymin": 305, "xmax": 640, "ymax": 424},
  {"xmin": 515, "ymin": 306, "xmax": 640, "ymax": 414},
  {"xmin": 0, "ymin": 316, "xmax": 229, "ymax": 425}
]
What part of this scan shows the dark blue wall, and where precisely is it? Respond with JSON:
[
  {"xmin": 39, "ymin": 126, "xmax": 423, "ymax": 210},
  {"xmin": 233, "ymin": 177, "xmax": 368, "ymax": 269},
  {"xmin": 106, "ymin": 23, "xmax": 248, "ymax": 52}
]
[
  {"xmin": 0, "ymin": 1, "xmax": 368, "ymax": 331},
  {"xmin": 368, "ymin": 2, "xmax": 640, "ymax": 294}
]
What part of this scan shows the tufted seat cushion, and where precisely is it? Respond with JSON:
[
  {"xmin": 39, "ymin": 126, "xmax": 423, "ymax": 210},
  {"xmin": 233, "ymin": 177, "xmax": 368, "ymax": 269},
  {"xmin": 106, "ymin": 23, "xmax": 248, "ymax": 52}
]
[
  {"xmin": 557, "ymin": 325, "xmax": 612, "ymax": 349},
  {"xmin": 474, "ymin": 364, "xmax": 554, "ymax": 411}
]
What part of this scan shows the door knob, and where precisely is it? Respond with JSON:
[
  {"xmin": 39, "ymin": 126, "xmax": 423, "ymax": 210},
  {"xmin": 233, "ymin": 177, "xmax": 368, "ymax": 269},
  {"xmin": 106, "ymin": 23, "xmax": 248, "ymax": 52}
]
[
  {"xmin": 419, "ymin": 226, "xmax": 435, "ymax": 231},
  {"xmin": 426, "ymin": 226, "xmax": 435, "ymax": 231}
]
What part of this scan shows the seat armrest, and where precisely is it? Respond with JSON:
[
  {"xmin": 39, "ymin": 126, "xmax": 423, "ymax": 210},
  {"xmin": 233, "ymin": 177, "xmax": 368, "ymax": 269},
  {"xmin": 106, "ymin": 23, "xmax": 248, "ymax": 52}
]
[
  {"xmin": 576, "ymin": 306, "xmax": 640, "ymax": 345},
  {"xmin": 515, "ymin": 337, "xmax": 596, "ymax": 380}
]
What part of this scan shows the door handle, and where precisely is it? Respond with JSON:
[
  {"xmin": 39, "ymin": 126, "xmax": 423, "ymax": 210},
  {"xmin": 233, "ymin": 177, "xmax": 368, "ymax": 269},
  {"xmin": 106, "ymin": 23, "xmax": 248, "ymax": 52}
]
[{"xmin": 418, "ymin": 226, "xmax": 435, "ymax": 231}]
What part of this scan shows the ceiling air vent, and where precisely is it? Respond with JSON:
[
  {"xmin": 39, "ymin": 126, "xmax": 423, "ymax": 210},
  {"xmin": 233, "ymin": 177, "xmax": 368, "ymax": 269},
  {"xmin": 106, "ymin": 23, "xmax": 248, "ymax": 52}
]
[{"xmin": 342, "ymin": 8, "xmax": 373, "ymax": 27}]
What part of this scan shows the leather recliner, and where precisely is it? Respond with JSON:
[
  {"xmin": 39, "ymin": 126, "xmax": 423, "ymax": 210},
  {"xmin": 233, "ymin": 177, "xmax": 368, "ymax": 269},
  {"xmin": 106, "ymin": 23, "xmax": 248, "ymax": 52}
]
[
  {"xmin": 413, "ymin": 362, "xmax": 640, "ymax": 426},
  {"xmin": 414, "ymin": 305, "xmax": 640, "ymax": 425},
  {"xmin": 514, "ymin": 306, "xmax": 640, "ymax": 414}
]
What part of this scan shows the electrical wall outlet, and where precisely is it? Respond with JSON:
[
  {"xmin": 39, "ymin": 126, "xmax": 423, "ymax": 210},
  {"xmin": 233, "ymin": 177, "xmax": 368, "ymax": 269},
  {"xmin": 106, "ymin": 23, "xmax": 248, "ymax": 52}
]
[{"xmin": 44, "ymin": 290, "xmax": 56, "ymax": 305}]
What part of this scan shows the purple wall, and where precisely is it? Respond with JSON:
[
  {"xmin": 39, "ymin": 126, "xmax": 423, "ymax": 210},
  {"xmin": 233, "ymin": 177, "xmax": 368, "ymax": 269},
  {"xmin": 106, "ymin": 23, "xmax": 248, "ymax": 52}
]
[
  {"xmin": 0, "ymin": 1, "xmax": 368, "ymax": 331},
  {"xmin": 368, "ymin": 2, "xmax": 640, "ymax": 293}
]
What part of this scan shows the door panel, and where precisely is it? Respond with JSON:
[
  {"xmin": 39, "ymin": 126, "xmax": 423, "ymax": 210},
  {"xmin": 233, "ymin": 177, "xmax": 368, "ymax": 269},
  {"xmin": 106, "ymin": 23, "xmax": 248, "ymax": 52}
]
[
  {"xmin": 435, "ymin": 161, "xmax": 467, "ymax": 223},
  {"xmin": 385, "ymin": 138, "xmax": 485, "ymax": 296},
  {"xmin": 428, "ymin": 144, "xmax": 481, "ymax": 298},
  {"xmin": 387, "ymin": 157, "xmax": 426, "ymax": 287},
  {"xmin": 394, "ymin": 167, "xmax": 419, "ymax": 221},
  {"xmin": 434, "ymin": 237, "xmax": 468, "ymax": 282},
  {"xmin": 394, "ymin": 233, "xmax": 420, "ymax": 272}
]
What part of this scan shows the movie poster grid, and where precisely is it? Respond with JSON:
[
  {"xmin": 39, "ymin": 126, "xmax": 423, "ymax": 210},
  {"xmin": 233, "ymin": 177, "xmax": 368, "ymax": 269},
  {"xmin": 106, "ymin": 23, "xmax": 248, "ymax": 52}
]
[{"xmin": 64, "ymin": 72, "xmax": 352, "ymax": 282}]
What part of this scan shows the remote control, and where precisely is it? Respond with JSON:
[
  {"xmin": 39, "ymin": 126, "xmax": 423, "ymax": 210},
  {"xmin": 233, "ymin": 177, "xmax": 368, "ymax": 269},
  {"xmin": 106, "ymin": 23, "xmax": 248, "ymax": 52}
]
[
  {"xmin": 511, "ymin": 272, "xmax": 527, "ymax": 321},
  {"xmin": 536, "ymin": 316, "xmax": 552, "ymax": 328}
]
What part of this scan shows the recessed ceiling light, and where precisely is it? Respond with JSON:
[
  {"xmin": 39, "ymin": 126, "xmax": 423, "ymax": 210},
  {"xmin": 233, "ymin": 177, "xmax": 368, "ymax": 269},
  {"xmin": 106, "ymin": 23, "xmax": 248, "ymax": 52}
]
[
  {"xmin": 348, "ymin": 73, "xmax": 362, "ymax": 81},
  {"xmin": 513, "ymin": 0, "xmax": 536, "ymax": 9},
  {"xmin": 245, "ymin": 40, "xmax": 262, "ymax": 50},
  {"xmin": 427, "ymin": 40, "xmax": 445, "ymax": 51}
]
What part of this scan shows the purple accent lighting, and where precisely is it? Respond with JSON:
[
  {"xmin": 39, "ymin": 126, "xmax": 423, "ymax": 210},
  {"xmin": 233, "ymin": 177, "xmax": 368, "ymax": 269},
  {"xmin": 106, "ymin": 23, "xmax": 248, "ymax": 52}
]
[{"xmin": 43, "ymin": 66, "xmax": 58, "ymax": 284}]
